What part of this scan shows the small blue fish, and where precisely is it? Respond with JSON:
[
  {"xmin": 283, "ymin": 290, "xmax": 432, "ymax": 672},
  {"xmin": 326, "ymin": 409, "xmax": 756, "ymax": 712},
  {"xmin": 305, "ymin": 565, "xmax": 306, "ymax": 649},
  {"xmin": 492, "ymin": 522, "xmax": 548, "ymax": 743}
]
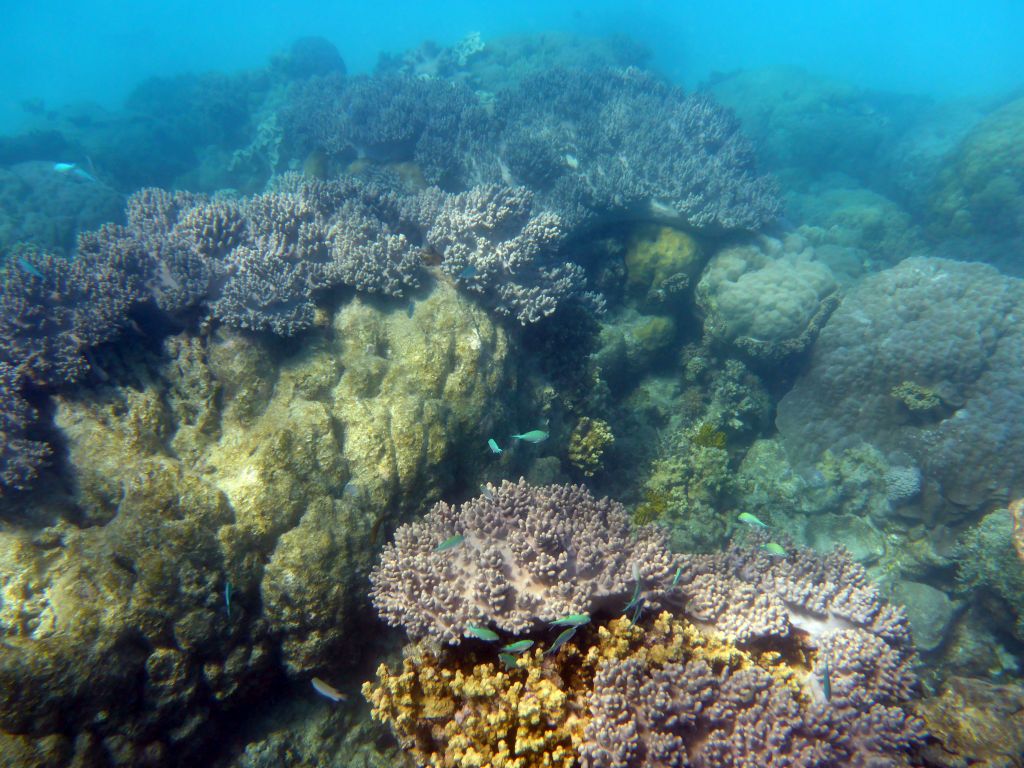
[
  {"xmin": 458, "ymin": 265, "xmax": 477, "ymax": 280},
  {"xmin": 16, "ymin": 257, "xmax": 44, "ymax": 279},
  {"xmin": 53, "ymin": 162, "xmax": 97, "ymax": 183},
  {"xmin": 550, "ymin": 613, "xmax": 590, "ymax": 628},
  {"xmin": 671, "ymin": 566, "xmax": 683, "ymax": 587},
  {"xmin": 343, "ymin": 481, "xmax": 360, "ymax": 498},
  {"xmin": 501, "ymin": 639, "xmax": 534, "ymax": 654},
  {"xmin": 498, "ymin": 652, "xmax": 519, "ymax": 670},
  {"xmin": 406, "ymin": 301, "xmax": 415, "ymax": 318},
  {"xmin": 224, "ymin": 581, "xmax": 232, "ymax": 620},
  {"xmin": 466, "ymin": 625, "xmax": 500, "ymax": 642},
  {"xmin": 511, "ymin": 430, "xmax": 549, "ymax": 444},
  {"xmin": 545, "ymin": 626, "xmax": 578, "ymax": 656},
  {"xmin": 487, "ymin": 438, "xmax": 502, "ymax": 455},
  {"xmin": 435, "ymin": 534, "xmax": 465, "ymax": 552},
  {"xmin": 738, "ymin": 512, "xmax": 769, "ymax": 529},
  {"xmin": 761, "ymin": 542, "xmax": 787, "ymax": 558},
  {"xmin": 624, "ymin": 562, "xmax": 642, "ymax": 612},
  {"xmin": 822, "ymin": 657, "xmax": 832, "ymax": 702},
  {"xmin": 480, "ymin": 485, "xmax": 495, "ymax": 501},
  {"xmin": 628, "ymin": 596, "xmax": 646, "ymax": 626}
]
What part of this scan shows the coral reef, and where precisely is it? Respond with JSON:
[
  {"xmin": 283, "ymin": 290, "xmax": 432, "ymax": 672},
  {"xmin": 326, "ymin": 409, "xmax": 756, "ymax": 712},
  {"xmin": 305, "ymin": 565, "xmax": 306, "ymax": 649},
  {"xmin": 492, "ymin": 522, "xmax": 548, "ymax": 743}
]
[
  {"xmin": 0, "ymin": 363, "xmax": 49, "ymax": 494},
  {"xmin": 0, "ymin": 161, "xmax": 125, "ymax": 256},
  {"xmin": 0, "ymin": 280, "xmax": 513, "ymax": 763},
  {"xmin": 488, "ymin": 67, "xmax": 780, "ymax": 232},
  {"xmin": 956, "ymin": 508, "xmax": 1024, "ymax": 642},
  {"xmin": 0, "ymin": 243, "xmax": 142, "ymax": 386},
  {"xmin": 696, "ymin": 234, "xmax": 839, "ymax": 361},
  {"xmin": 777, "ymin": 256, "xmax": 1024, "ymax": 518},
  {"xmin": 929, "ymin": 95, "xmax": 1024, "ymax": 239},
  {"xmin": 911, "ymin": 675, "xmax": 1024, "ymax": 768},
  {"xmin": 623, "ymin": 224, "xmax": 703, "ymax": 308}
]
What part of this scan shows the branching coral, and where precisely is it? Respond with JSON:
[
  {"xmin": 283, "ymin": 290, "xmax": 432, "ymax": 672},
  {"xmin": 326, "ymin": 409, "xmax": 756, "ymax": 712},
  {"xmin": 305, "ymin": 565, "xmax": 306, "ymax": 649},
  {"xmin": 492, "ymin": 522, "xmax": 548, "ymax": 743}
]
[
  {"xmin": 370, "ymin": 479, "xmax": 676, "ymax": 644},
  {"xmin": 428, "ymin": 185, "xmax": 600, "ymax": 324},
  {"xmin": 367, "ymin": 482, "xmax": 925, "ymax": 766}
]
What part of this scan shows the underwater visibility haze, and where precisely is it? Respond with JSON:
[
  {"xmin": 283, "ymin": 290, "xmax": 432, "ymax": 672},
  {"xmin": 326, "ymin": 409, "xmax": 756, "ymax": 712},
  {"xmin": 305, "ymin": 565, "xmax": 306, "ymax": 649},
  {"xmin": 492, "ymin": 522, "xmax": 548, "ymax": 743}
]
[{"xmin": 2, "ymin": 2, "xmax": 1024, "ymax": 766}]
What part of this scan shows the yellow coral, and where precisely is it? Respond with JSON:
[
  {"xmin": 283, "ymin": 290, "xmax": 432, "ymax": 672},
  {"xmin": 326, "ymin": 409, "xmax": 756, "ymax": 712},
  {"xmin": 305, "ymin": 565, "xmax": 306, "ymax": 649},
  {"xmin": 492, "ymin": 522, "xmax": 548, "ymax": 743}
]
[
  {"xmin": 624, "ymin": 224, "xmax": 703, "ymax": 303},
  {"xmin": 363, "ymin": 613, "xmax": 815, "ymax": 768},
  {"xmin": 891, "ymin": 381, "xmax": 942, "ymax": 412},
  {"xmin": 632, "ymin": 489, "xmax": 668, "ymax": 526},
  {"xmin": 567, "ymin": 417, "xmax": 615, "ymax": 477},
  {"xmin": 691, "ymin": 422, "xmax": 727, "ymax": 450}
]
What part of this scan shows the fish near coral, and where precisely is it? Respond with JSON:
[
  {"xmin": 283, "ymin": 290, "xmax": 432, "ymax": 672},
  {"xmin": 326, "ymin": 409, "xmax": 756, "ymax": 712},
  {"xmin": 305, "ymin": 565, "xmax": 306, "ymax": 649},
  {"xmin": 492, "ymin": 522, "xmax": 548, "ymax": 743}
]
[
  {"xmin": 435, "ymin": 534, "xmax": 465, "ymax": 552},
  {"xmin": 512, "ymin": 430, "xmax": 549, "ymax": 444},
  {"xmin": 466, "ymin": 625, "xmax": 500, "ymax": 642}
]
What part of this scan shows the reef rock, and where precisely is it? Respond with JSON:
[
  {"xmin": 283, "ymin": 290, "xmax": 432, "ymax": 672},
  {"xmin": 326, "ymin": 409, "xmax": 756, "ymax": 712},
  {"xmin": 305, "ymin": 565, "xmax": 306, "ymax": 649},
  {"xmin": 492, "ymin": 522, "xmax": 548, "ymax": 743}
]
[{"xmin": 0, "ymin": 279, "xmax": 511, "ymax": 764}]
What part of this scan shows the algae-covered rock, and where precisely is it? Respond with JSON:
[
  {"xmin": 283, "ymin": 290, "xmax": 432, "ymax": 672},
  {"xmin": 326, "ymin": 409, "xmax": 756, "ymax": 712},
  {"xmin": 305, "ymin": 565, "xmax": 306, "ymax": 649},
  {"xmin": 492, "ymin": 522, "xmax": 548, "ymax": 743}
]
[
  {"xmin": 890, "ymin": 580, "xmax": 956, "ymax": 653},
  {"xmin": 623, "ymin": 223, "xmax": 703, "ymax": 309},
  {"xmin": 956, "ymin": 508, "xmax": 1024, "ymax": 642},
  {"xmin": 0, "ymin": 279, "xmax": 513, "ymax": 764}
]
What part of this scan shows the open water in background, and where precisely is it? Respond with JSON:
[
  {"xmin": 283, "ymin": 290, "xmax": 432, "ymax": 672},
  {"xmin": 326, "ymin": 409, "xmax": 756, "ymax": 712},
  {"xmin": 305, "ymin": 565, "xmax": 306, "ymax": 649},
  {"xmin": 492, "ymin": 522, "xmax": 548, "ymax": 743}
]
[{"xmin": 3, "ymin": 0, "xmax": 1024, "ymax": 134}]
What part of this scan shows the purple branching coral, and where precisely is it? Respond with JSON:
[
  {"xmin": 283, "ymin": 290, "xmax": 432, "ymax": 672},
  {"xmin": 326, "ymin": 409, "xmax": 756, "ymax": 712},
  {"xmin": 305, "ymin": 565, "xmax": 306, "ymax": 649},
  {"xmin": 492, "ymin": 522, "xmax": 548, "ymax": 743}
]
[
  {"xmin": 582, "ymin": 653, "xmax": 923, "ymax": 768},
  {"xmin": 0, "ymin": 245, "xmax": 143, "ymax": 386},
  {"xmin": 427, "ymin": 185, "xmax": 602, "ymax": 324},
  {"xmin": 0, "ymin": 363, "xmax": 49, "ymax": 494},
  {"xmin": 677, "ymin": 534, "xmax": 915, "ymax": 651},
  {"xmin": 487, "ymin": 67, "xmax": 781, "ymax": 233},
  {"xmin": 100, "ymin": 175, "xmax": 428, "ymax": 335},
  {"xmin": 370, "ymin": 478, "xmax": 676, "ymax": 644}
]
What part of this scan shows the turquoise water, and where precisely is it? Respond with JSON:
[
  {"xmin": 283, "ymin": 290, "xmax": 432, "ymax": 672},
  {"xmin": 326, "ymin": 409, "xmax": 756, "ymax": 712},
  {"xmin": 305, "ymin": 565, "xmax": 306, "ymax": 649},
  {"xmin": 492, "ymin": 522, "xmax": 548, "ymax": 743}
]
[{"xmin": 2, "ymin": 3, "xmax": 1024, "ymax": 767}]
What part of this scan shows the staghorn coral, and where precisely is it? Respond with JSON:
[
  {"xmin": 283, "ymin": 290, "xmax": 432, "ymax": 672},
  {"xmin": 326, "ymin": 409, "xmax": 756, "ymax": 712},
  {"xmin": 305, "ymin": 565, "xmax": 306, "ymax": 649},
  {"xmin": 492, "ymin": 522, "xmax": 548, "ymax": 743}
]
[
  {"xmin": 428, "ymin": 185, "xmax": 599, "ymax": 324},
  {"xmin": 0, "ymin": 244, "xmax": 143, "ymax": 386},
  {"xmin": 370, "ymin": 479, "xmax": 676, "ymax": 644},
  {"xmin": 567, "ymin": 417, "xmax": 614, "ymax": 477}
]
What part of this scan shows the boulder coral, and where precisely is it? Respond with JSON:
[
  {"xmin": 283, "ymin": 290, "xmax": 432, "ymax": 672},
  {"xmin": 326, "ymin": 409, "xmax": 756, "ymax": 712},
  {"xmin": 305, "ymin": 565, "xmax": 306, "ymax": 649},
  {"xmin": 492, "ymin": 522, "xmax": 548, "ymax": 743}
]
[
  {"xmin": 929, "ymin": 95, "xmax": 1024, "ymax": 239},
  {"xmin": 696, "ymin": 235, "xmax": 839, "ymax": 361}
]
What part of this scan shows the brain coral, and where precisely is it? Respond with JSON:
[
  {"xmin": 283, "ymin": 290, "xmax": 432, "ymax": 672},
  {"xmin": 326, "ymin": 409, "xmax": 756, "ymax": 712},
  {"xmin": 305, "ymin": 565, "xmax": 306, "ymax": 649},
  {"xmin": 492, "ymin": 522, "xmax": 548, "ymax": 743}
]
[
  {"xmin": 776, "ymin": 256, "xmax": 1024, "ymax": 515},
  {"xmin": 696, "ymin": 235, "xmax": 839, "ymax": 360}
]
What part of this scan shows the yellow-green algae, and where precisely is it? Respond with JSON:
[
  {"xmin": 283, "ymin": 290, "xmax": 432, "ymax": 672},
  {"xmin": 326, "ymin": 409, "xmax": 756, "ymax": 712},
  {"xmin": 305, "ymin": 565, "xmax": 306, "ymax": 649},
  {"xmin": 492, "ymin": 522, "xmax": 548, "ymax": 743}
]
[{"xmin": 0, "ymin": 280, "xmax": 513, "ymax": 762}]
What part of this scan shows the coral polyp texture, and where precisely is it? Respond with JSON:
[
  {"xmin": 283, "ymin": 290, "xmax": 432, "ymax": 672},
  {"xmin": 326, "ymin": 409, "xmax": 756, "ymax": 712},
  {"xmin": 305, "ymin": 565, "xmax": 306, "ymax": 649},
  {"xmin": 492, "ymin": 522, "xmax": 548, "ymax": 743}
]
[
  {"xmin": 370, "ymin": 479, "xmax": 677, "ymax": 643},
  {"xmin": 367, "ymin": 482, "xmax": 925, "ymax": 767},
  {"xmin": 777, "ymin": 256, "xmax": 1024, "ymax": 516}
]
